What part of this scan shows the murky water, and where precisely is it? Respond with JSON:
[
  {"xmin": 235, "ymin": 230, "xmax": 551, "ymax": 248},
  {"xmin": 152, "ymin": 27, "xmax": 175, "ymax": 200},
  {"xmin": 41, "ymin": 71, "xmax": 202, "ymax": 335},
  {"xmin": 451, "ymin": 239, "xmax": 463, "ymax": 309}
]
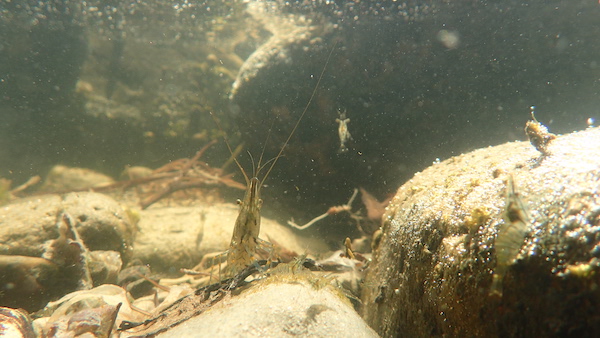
[{"xmin": 1, "ymin": 1, "xmax": 600, "ymax": 336}]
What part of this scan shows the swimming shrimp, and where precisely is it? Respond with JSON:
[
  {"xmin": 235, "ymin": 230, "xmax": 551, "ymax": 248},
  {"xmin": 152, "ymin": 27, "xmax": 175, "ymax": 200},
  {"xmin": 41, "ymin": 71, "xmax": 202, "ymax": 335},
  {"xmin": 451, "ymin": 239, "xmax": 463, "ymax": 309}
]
[{"xmin": 335, "ymin": 108, "xmax": 352, "ymax": 153}]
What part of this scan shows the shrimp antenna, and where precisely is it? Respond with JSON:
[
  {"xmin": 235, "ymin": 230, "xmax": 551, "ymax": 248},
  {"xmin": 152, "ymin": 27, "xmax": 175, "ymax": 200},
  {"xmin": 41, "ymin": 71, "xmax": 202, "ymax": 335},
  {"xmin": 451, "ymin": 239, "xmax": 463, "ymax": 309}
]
[
  {"xmin": 261, "ymin": 40, "xmax": 338, "ymax": 184},
  {"xmin": 246, "ymin": 150, "xmax": 257, "ymax": 178},
  {"xmin": 210, "ymin": 112, "xmax": 250, "ymax": 185},
  {"xmin": 256, "ymin": 118, "xmax": 276, "ymax": 177}
]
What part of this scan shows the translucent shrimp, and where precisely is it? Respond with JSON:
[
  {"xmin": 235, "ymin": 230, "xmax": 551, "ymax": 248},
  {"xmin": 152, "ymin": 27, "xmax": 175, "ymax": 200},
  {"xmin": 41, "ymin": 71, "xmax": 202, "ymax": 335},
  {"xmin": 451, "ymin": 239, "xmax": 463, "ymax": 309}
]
[
  {"xmin": 212, "ymin": 42, "xmax": 338, "ymax": 276},
  {"xmin": 490, "ymin": 174, "xmax": 530, "ymax": 296}
]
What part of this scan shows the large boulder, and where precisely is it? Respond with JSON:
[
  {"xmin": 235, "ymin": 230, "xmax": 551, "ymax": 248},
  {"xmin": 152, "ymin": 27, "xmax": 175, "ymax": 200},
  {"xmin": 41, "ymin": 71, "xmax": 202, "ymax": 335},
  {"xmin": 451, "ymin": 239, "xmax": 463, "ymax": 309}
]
[{"xmin": 362, "ymin": 127, "xmax": 600, "ymax": 336}]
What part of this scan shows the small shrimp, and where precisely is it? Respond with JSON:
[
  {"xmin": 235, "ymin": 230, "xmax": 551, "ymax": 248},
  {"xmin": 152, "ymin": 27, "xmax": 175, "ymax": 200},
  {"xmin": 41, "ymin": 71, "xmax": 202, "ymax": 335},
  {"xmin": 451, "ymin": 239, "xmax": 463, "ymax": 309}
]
[
  {"xmin": 212, "ymin": 42, "xmax": 338, "ymax": 276},
  {"xmin": 335, "ymin": 108, "xmax": 352, "ymax": 153},
  {"xmin": 490, "ymin": 174, "xmax": 530, "ymax": 296},
  {"xmin": 525, "ymin": 109, "xmax": 556, "ymax": 156}
]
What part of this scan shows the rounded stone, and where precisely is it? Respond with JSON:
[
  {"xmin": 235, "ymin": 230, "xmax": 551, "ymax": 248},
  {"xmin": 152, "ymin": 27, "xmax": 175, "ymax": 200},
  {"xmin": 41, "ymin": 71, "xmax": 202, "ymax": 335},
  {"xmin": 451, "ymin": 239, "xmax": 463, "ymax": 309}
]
[
  {"xmin": 155, "ymin": 275, "xmax": 378, "ymax": 337},
  {"xmin": 362, "ymin": 127, "xmax": 600, "ymax": 336},
  {"xmin": 0, "ymin": 192, "xmax": 136, "ymax": 261}
]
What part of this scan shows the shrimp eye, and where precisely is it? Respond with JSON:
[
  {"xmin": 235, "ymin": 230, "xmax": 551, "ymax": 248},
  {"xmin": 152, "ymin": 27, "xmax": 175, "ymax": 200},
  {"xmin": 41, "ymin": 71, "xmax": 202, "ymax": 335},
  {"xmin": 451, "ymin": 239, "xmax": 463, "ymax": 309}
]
[{"xmin": 236, "ymin": 199, "xmax": 242, "ymax": 205}]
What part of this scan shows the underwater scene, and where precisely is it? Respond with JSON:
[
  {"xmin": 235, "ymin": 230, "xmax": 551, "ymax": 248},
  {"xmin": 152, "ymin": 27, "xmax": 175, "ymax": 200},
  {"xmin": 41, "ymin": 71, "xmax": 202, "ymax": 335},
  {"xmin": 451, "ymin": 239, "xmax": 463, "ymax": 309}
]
[{"xmin": 1, "ymin": 0, "xmax": 600, "ymax": 336}]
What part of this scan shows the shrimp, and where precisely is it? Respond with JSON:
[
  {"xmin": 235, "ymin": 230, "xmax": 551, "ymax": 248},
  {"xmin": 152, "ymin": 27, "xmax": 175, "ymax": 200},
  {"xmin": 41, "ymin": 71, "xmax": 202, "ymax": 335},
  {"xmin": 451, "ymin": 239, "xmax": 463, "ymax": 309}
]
[
  {"xmin": 212, "ymin": 42, "xmax": 338, "ymax": 276},
  {"xmin": 490, "ymin": 174, "xmax": 530, "ymax": 296},
  {"xmin": 226, "ymin": 176, "xmax": 262, "ymax": 273},
  {"xmin": 525, "ymin": 110, "xmax": 556, "ymax": 156},
  {"xmin": 335, "ymin": 108, "xmax": 352, "ymax": 153}
]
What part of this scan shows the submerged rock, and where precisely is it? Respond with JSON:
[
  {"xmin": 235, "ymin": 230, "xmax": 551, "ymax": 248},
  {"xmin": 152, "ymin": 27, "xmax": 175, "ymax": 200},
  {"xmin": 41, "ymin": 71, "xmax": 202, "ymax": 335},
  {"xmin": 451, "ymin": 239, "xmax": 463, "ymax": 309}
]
[
  {"xmin": 121, "ymin": 264, "xmax": 378, "ymax": 338},
  {"xmin": 0, "ymin": 192, "xmax": 135, "ymax": 311},
  {"xmin": 229, "ymin": 1, "xmax": 333, "ymax": 102},
  {"xmin": 60, "ymin": 193, "xmax": 137, "ymax": 260},
  {"xmin": 0, "ymin": 192, "xmax": 135, "ymax": 260},
  {"xmin": 39, "ymin": 165, "xmax": 115, "ymax": 193},
  {"xmin": 132, "ymin": 203, "xmax": 329, "ymax": 275},
  {"xmin": 157, "ymin": 280, "xmax": 377, "ymax": 337},
  {"xmin": 362, "ymin": 127, "xmax": 600, "ymax": 336},
  {"xmin": 0, "ymin": 255, "xmax": 59, "ymax": 312}
]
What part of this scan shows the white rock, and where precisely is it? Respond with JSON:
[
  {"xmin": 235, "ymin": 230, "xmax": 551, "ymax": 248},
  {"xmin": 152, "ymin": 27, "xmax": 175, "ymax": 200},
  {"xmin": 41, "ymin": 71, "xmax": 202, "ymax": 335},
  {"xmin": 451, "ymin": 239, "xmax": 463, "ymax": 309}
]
[{"xmin": 156, "ymin": 276, "xmax": 379, "ymax": 338}]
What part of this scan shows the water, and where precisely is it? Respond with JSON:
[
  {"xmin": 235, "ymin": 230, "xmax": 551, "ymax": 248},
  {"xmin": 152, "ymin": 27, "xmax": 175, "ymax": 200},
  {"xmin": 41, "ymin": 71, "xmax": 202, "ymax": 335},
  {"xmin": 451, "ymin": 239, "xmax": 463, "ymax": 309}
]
[{"xmin": 1, "ymin": 0, "xmax": 600, "ymax": 334}]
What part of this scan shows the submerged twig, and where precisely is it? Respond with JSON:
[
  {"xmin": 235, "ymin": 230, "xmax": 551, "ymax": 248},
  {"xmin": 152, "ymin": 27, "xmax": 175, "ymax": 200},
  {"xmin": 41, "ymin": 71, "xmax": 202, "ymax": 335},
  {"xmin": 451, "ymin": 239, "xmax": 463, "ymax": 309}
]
[
  {"xmin": 24, "ymin": 140, "xmax": 246, "ymax": 207},
  {"xmin": 220, "ymin": 142, "xmax": 244, "ymax": 172},
  {"xmin": 10, "ymin": 175, "xmax": 41, "ymax": 196},
  {"xmin": 288, "ymin": 189, "xmax": 359, "ymax": 230},
  {"xmin": 139, "ymin": 140, "xmax": 249, "ymax": 209},
  {"xmin": 81, "ymin": 140, "xmax": 244, "ymax": 209}
]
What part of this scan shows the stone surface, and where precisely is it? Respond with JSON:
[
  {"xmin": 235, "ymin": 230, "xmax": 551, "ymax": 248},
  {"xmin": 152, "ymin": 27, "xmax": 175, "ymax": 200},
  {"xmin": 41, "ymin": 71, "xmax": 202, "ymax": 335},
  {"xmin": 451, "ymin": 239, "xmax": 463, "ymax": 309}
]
[
  {"xmin": 362, "ymin": 127, "xmax": 600, "ymax": 336},
  {"xmin": 60, "ymin": 192, "xmax": 136, "ymax": 261},
  {"xmin": 132, "ymin": 206, "xmax": 205, "ymax": 275},
  {"xmin": 154, "ymin": 274, "xmax": 379, "ymax": 338},
  {"xmin": 39, "ymin": 165, "xmax": 115, "ymax": 192},
  {"xmin": 0, "ymin": 255, "xmax": 59, "ymax": 311},
  {"xmin": 0, "ymin": 194, "xmax": 62, "ymax": 258},
  {"xmin": 132, "ymin": 203, "xmax": 329, "ymax": 275},
  {"xmin": 0, "ymin": 192, "xmax": 135, "ymax": 260},
  {"xmin": 0, "ymin": 192, "xmax": 135, "ymax": 311}
]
